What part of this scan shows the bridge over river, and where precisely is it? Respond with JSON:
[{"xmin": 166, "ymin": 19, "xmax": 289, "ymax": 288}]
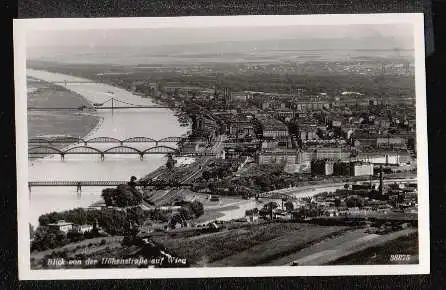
[
  {"xmin": 29, "ymin": 136, "xmax": 185, "ymax": 146},
  {"xmin": 28, "ymin": 180, "xmax": 193, "ymax": 193},
  {"xmin": 28, "ymin": 97, "xmax": 177, "ymax": 111},
  {"xmin": 28, "ymin": 134, "xmax": 217, "ymax": 160},
  {"xmin": 28, "ymin": 144, "xmax": 216, "ymax": 160}
]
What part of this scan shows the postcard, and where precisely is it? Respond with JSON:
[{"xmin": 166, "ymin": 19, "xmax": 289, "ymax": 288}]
[{"xmin": 14, "ymin": 14, "xmax": 429, "ymax": 279}]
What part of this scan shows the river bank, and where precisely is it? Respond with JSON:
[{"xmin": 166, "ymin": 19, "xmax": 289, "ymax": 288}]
[
  {"xmin": 27, "ymin": 78, "xmax": 102, "ymax": 142},
  {"xmin": 27, "ymin": 69, "xmax": 189, "ymax": 226}
]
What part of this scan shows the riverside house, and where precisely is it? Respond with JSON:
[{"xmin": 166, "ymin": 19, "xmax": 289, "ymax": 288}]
[{"xmin": 47, "ymin": 220, "xmax": 73, "ymax": 233}]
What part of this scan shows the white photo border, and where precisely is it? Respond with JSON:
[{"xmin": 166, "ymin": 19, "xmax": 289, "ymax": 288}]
[{"xmin": 14, "ymin": 13, "xmax": 429, "ymax": 280}]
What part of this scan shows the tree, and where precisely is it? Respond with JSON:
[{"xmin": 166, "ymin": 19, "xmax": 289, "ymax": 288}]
[
  {"xmin": 189, "ymin": 201, "xmax": 204, "ymax": 218},
  {"xmin": 38, "ymin": 215, "xmax": 51, "ymax": 227},
  {"xmin": 151, "ymin": 208, "xmax": 169, "ymax": 222},
  {"xmin": 128, "ymin": 176, "xmax": 138, "ymax": 188},
  {"xmin": 263, "ymin": 202, "xmax": 279, "ymax": 219},
  {"xmin": 345, "ymin": 195, "xmax": 365, "ymax": 208},
  {"xmin": 284, "ymin": 201, "xmax": 294, "ymax": 212},
  {"xmin": 166, "ymin": 154, "xmax": 176, "ymax": 171},
  {"xmin": 255, "ymin": 174, "xmax": 272, "ymax": 192},
  {"xmin": 259, "ymin": 207, "xmax": 270, "ymax": 218},
  {"xmin": 112, "ymin": 184, "xmax": 143, "ymax": 207},
  {"xmin": 178, "ymin": 207, "xmax": 193, "ymax": 220},
  {"xmin": 67, "ymin": 229, "xmax": 85, "ymax": 243},
  {"xmin": 31, "ymin": 226, "xmax": 49, "ymax": 251},
  {"xmin": 334, "ymin": 197, "xmax": 342, "ymax": 208},
  {"xmin": 126, "ymin": 206, "xmax": 147, "ymax": 225},
  {"xmin": 101, "ymin": 188, "xmax": 116, "ymax": 206},
  {"xmin": 169, "ymin": 213, "xmax": 186, "ymax": 229},
  {"xmin": 302, "ymin": 196, "xmax": 315, "ymax": 207},
  {"xmin": 202, "ymin": 170, "xmax": 211, "ymax": 181}
]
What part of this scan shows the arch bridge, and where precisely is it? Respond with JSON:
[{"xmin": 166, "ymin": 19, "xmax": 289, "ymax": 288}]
[
  {"xmin": 28, "ymin": 145, "xmax": 216, "ymax": 160},
  {"xmin": 28, "ymin": 136, "xmax": 185, "ymax": 146},
  {"xmin": 29, "ymin": 145, "xmax": 180, "ymax": 160}
]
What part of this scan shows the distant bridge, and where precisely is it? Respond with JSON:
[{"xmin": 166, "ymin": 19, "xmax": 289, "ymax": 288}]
[
  {"xmin": 28, "ymin": 180, "xmax": 194, "ymax": 195},
  {"xmin": 27, "ymin": 97, "xmax": 175, "ymax": 111},
  {"xmin": 29, "ymin": 136, "xmax": 185, "ymax": 146},
  {"xmin": 27, "ymin": 106, "xmax": 172, "ymax": 111},
  {"xmin": 51, "ymin": 81, "xmax": 98, "ymax": 84},
  {"xmin": 28, "ymin": 145, "xmax": 216, "ymax": 160}
]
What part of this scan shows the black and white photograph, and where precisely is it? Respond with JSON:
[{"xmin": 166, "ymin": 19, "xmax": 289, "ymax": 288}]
[{"xmin": 14, "ymin": 14, "xmax": 429, "ymax": 279}]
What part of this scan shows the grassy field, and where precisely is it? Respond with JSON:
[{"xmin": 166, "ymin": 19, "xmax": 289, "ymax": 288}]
[
  {"xmin": 152, "ymin": 222, "xmax": 349, "ymax": 266},
  {"xmin": 31, "ymin": 236, "xmax": 124, "ymax": 269},
  {"xmin": 327, "ymin": 231, "xmax": 419, "ymax": 265},
  {"xmin": 210, "ymin": 225, "xmax": 350, "ymax": 266}
]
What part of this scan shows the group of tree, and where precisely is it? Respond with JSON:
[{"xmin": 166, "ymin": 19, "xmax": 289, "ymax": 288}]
[
  {"xmin": 201, "ymin": 163, "xmax": 233, "ymax": 181},
  {"xmin": 149, "ymin": 208, "xmax": 170, "ymax": 222},
  {"xmin": 245, "ymin": 208, "xmax": 259, "ymax": 216},
  {"xmin": 294, "ymin": 207, "xmax": 324, "ymax": 219},
  {"xmin": 345, "ymin": 195, "xmax": 365, "ymax": 208},
  {"xmin": 284, "ymin": 201, "xmax": 294, "ymax": 212},
  {"xmin": 38, "ymin": 207, "xmax": 149, "ymax": 236},
  {"xmin": 173, "ymin": 200, "xmax": 205, "ymax": 219},
  {"xmin": 101, "ymin": 184, "xmax": 143, "ymax": 207},
  {"xmin": 31, "ymin": 224, "xmax": 104, "ymax": 252},
  {"xmin": 166, "ymin": 200, "xmax": 205, "ymax": 229},
  {"xmin": 166, "ymin": 154, "xmax": 176, "ymax": 171},
  {"xmin": 259, "ymin": 202, "xmax": 279, "ymax": 219},
  {"xmin": 31, "ymin": 227, "xmax": 69, "ymax": 251}
]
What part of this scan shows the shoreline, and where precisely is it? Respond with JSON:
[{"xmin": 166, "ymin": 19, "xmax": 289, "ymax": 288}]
[{"xmin": 28, "ymin": 78, "xmax": 103, "ymax": 162}]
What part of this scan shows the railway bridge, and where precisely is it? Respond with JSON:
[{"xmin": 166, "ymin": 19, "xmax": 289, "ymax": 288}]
[
  {"xmin": 28, "ymin": 136, "xmax": 185, "ymax": 146},
  {"xmin": 28, "ymin": 180, "xmax": 194, "ymax": 196},
  {"xmin": 28, "ymin": 144, "xmax": 216, "ymax": 160}
]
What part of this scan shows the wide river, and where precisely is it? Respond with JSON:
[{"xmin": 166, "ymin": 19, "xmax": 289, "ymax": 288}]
[{"xmin": 27, "ymin": 69, "xmax": 189, "ymax": 226}]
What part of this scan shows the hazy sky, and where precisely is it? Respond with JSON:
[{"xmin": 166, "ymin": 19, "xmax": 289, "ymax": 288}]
[{"xmin": 27, "ymin": 24, "xmax": 414, "ymax": 49}]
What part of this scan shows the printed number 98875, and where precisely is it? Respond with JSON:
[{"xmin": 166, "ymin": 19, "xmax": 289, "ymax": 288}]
[{"xmin": 390, "ymin": 254, "xmax": 411, "ymax": 262}]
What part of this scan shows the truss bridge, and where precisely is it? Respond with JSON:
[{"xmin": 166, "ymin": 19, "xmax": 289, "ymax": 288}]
[
  {"xmin": 28, "ymin": 144, "xmax": 216, "ymax": 160},
  {"xmin": 28, "ymin": 136, "xmax": 185, "ymax": 146},
  {"xmin": 28, "ymin": 180, "xmax": 193, "ymax": 196}
]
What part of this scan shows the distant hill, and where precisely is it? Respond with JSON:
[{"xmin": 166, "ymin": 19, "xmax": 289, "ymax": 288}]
[{"xmin": 27, "ymin": 37, "xmax": 414, "ymax": 65}]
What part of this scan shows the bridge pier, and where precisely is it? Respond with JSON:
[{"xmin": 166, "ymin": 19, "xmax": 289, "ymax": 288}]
[
  {"xmin": 100, "ymin": 154, "xmax": 105, "ymax": 161},
  {"xmin": 61, "ymin": 153, "xmax": 65, "ymax": 161},
  {"xmin": 76, "ymin": 182, "xmax": 82, "ymax": 198},
  {"xmin": 139, "ymin": 154, "xmax": 144, "ymax": 161}
]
